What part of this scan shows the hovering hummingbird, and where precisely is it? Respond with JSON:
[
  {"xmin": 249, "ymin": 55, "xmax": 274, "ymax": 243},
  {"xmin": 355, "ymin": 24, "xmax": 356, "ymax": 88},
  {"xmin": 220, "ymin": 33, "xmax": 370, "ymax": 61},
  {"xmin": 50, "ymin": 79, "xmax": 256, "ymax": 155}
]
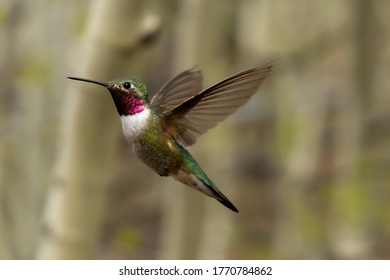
[{"xmin": 68, "ymin": 62, "xmax": 273, "ymax": 212}]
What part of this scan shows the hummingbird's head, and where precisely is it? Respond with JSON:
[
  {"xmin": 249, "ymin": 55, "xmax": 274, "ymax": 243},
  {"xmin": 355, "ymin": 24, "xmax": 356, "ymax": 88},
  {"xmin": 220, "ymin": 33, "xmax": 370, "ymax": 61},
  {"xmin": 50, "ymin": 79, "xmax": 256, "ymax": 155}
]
[{"xmin": 67, "ymin": 76, "xmax": 149, "ymax": 116}]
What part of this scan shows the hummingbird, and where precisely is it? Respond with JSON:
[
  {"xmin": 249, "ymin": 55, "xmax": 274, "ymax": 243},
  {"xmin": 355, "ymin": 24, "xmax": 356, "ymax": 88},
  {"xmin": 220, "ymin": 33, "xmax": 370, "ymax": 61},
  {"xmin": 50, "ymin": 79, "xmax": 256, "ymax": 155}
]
[{"xmin": 68, "ymin": 62, "xmax": 273, "ymax": 213}]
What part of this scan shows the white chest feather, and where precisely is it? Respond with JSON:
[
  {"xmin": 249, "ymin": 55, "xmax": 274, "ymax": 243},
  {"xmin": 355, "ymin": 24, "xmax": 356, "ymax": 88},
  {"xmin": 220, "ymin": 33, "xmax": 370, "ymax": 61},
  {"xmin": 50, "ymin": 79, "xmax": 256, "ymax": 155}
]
[{"xmin": 120, "ymin": 109, "xmax": 151, "ymax": 143}]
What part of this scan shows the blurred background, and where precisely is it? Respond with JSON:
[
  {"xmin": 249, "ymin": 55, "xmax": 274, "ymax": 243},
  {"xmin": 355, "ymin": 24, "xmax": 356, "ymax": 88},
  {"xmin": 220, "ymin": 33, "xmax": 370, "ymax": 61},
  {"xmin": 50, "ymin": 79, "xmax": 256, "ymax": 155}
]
[{"xmin": 1, "ymin": 0, "xmax": 390, "ymax": 260}]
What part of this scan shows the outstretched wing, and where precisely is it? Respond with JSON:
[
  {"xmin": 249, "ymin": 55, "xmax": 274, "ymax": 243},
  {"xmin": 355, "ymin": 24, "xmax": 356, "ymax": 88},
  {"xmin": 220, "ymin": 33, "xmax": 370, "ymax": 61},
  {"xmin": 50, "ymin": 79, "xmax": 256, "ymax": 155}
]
[
  {"xmin": 150, "ymin": 66, "xmax": 203, "ymax": 114},
  {"xmin": 161, "ymin": 62, "xmax": 273, "ymax": 147}
]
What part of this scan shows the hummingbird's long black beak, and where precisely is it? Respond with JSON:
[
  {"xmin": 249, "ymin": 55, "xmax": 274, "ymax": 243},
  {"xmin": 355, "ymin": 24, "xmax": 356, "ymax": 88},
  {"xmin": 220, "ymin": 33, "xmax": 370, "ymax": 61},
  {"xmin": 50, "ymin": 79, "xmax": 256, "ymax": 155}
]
[{"xmin": 67, "ymin": 77, "xmax": 109, "ymax": 87}]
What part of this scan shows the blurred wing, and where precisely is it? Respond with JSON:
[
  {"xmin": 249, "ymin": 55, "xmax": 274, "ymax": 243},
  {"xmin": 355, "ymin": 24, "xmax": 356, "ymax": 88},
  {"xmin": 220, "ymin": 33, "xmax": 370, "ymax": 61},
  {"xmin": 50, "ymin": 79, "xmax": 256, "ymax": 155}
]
[
  {"xmin": 162, "ymin": 62, "xmax": 273, "ymax": 147},
  {"xmin": 150, "ymin": 66, "xmax": 203, "ymax": 114}
]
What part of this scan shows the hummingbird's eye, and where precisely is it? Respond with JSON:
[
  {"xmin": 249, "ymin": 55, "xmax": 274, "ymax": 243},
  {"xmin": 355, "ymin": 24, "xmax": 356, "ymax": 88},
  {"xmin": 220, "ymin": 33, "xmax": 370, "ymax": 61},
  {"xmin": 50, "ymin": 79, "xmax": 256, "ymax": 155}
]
[{"xmin": 123, "ymin": 82, "xmax": 132, "ymax": 89}]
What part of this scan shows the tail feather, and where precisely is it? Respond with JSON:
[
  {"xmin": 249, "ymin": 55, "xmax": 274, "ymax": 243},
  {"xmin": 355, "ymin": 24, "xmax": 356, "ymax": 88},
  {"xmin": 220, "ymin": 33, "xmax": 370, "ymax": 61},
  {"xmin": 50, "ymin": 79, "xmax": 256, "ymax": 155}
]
[
  {"xmin": 173, "ymin": 169, "xmax": 239, "ymax": 213},
  {"xmin": 173, "ymin": 142, "xmax": 239, "ymax": 212},
  {"xmin": 207, "ymin": 184, "xmax": 239, "ymax": 213}
]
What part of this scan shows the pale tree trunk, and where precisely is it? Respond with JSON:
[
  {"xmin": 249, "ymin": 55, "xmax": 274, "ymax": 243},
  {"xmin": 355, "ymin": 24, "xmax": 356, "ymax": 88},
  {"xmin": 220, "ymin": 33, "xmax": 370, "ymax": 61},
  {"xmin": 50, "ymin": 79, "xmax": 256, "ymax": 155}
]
[{"xmin": 37, "ymin": 0, "xmax": 160, "ymax": 259}]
